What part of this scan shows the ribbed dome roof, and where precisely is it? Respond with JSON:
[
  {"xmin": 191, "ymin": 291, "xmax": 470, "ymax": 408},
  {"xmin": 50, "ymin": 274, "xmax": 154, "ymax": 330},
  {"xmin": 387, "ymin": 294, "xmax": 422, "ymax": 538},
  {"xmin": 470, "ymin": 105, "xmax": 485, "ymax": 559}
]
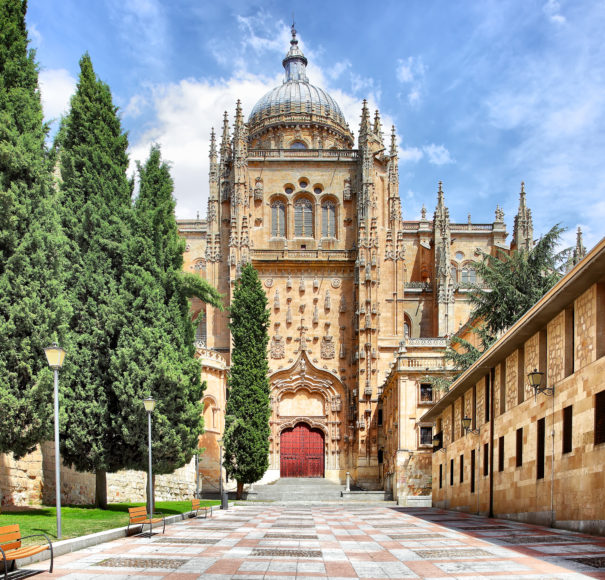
[
  {"xmin": 249, "ymin": 81, "xmax": 347, "ymax": 127},
  {"xmin": 248, "ymin": 27, "xmax": 350, "ymax": 138}
]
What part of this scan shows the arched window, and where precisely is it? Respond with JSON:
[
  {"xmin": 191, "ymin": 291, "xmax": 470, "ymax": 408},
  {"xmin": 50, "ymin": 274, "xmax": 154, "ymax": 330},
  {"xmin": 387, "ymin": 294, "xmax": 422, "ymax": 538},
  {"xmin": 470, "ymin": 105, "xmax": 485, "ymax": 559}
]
[
  {"xmin": 290, "ymin": 141, "xmax": 307, "ymax": 149},
  {"xmin": 403, "ymin": 314, "xmax": 412, "ymax": 339},
  {"xmin": 195, "ymin": 315, "xmax": 207, "ymax": 345},
  {"xmin": 450, "ymin": 264, "xmax": 458, "ymax": 283},
  {"xmin": 271, "ymin": 201, "xmax": 286, "ymax": 237},
  {"xmin": 321, "ymin": 202, "xmax": 336, "ymax": 237},
  {"xmin": 294, "ymin": 198, "xmax": 313, "ymax": 237},
  {"xmin": 461, "ymin": 265, "xmax": 477, "ymax": 285}
]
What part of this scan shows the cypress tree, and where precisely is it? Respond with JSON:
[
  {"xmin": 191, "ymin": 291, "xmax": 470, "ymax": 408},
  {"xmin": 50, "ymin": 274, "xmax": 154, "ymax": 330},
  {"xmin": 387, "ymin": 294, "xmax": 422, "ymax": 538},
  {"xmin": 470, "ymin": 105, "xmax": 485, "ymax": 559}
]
[
  {"xmin": 224, "ymin": 263, "xmax": 270, "ymax": 499},
  {"xmin": 0, "ymin": 0, "xmax": 69, "ymax": 458},
  {"xmin": 56, "ymin": 53, "xmax": 131, "ymax": 508},
  {"xmin": 109, "ymin": 145, "xmax": 222, "ymax": 495}
]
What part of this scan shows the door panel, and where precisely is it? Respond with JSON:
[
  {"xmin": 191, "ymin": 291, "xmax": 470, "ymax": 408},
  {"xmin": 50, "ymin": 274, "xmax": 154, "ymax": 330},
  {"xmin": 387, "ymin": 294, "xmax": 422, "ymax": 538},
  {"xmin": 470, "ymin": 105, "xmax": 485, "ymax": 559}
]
[{"xmin": 280, "ymin": 423, "xmax": 324, "ymax": 477}]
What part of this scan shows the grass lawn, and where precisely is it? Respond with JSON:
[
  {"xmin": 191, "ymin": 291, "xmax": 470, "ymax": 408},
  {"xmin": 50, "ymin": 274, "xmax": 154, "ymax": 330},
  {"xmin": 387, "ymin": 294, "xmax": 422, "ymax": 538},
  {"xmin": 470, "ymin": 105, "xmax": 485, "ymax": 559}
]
[{"xmin": 0, "ymin": 500, "xmax": 220, "ymax": 542}]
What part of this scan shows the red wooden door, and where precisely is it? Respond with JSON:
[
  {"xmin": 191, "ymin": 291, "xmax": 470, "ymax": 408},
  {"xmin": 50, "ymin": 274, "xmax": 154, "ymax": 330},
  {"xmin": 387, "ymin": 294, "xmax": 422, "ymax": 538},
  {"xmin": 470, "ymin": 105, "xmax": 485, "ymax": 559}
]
[{"xmin": 280, "ymin": 423, "xmax": 325, "ymax": 478}]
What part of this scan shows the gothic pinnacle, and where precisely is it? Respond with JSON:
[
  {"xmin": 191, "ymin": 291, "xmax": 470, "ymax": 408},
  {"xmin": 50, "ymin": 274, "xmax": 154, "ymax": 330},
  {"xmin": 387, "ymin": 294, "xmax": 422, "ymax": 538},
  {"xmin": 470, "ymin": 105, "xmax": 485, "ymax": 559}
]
[
  {"xmin": 373, "ymin": 110, "xmax": 382, "ymax": 139},
  {"xmin": 390, "ymin": 126, "xmax": 397, "ymax": 156},
  {"xmin": 209, "ymin": 128, "xmax": 217, "ymax": 158}
]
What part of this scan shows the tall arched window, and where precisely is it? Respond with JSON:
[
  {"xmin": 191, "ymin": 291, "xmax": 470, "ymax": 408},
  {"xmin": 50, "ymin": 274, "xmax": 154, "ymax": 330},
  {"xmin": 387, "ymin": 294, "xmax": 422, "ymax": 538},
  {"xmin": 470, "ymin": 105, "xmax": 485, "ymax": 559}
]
[
  {"xmin": 321, "ymin": 201, "xmax": 336, "ymax": 237},
  {"xmin": 290, "ymin": 141, "xmax": 307, "ymax": 149},
  {"xmin": 294, "ymin": 198, "xmax": 313, "ymax": 237},
  {"xmin": 271, "ymin": 201, "xmax": 286, "ymax": 237}
]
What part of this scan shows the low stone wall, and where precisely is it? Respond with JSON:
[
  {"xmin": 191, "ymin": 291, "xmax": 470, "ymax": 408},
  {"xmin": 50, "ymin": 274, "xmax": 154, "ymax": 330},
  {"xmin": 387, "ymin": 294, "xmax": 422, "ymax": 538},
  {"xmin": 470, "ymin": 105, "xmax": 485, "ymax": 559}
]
[{"xmin": 0, "ymin": 441, "xmax": 197, "ymax": 507}]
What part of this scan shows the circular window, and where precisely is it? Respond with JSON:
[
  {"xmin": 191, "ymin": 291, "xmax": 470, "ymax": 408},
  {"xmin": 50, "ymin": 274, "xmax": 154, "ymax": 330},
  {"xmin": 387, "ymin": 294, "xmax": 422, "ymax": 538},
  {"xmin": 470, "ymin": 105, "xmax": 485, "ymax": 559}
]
[
  {"xmin": 314, "ymin": 187, "xmax": 322, "ymax": 194},
  {"xmin": 299, "ymin": 181, "xmax": 308, "ymax": 189},
  {"xmin": 284, "ymin": 184, "xmax": 294, "ymax": 194},
  {"xmin": 455, "ymin": 252, "xmax": 464, "ymax": 261}
]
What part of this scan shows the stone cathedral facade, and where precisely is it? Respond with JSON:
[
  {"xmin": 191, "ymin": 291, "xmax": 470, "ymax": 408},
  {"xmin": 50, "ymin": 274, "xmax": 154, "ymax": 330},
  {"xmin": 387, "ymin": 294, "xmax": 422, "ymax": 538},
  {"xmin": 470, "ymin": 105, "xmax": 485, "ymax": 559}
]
[{"xmin": 179, "ymin": 29, "xmax": 538, "ymax": 499}]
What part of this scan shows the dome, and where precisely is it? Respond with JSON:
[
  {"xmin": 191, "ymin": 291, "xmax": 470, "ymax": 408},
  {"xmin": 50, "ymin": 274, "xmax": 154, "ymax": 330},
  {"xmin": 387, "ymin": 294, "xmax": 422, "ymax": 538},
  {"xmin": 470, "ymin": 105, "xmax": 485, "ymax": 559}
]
[{"xmin": 248, "ymin": 27, "xmax": 352, "ymax": 145}]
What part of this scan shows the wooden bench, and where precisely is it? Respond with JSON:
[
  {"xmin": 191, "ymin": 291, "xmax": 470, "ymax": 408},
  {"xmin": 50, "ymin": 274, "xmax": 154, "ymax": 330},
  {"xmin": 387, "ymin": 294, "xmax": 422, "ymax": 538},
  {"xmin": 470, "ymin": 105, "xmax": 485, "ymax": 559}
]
[
  {"xmin": 190, "ymin": 499, "xmax": 212, "ymax": 519},
  {"xmin": 127, "ymin": 506, "xmax": 165, "ymax": 537},
  {"xmin": 0, "ymin": 524, "xmax": 53, "ymax": 579}
]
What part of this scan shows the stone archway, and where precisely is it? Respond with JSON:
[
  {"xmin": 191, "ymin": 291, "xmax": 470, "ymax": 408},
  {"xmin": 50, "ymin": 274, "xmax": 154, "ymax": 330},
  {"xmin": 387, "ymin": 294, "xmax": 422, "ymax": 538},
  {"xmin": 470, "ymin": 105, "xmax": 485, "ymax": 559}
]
[{"xmin": 280, "ymin": 423, "xmax": 325, "ymax": 478}]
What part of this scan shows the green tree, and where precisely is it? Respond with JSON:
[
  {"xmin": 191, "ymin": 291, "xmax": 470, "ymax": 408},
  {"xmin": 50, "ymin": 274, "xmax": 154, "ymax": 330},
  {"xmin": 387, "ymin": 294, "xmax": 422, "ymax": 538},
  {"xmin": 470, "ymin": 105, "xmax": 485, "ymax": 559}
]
[
  {"xmin": 224, "ymin": 263, "xmax": 270, "ymax": 499},
  {"xmin": 56, "ymin": 53, "xmax": 132, "ymax": 508},
  {"xmin": 0, "ymin": 0, "xmax": 69, "ymax": 458},
  {"xmin": 109, "ymin": 145, "xmax": 222, "ymax": 504},
  {"xmin": 441, "ymin": 225, "xmax": 566, "ymax": 379}
]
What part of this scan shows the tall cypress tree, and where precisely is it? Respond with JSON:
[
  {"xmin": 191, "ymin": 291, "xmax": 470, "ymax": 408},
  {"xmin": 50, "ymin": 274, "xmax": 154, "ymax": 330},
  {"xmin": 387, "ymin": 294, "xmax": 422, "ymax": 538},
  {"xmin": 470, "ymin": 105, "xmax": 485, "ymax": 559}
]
[
  {"xmin": 109, "ymin": 145, "xmax": 222, "ymax": 489},
  {"xmin": 57, "ymin": 53, "xmax": 131, "ymax": 508},
  {"xmin": 0, "ymin": 0, "xmax": 69, "ymax": 459},
  {"xmin": 224, "ymin": 263, "xmax": 270, "ymax": 499}
]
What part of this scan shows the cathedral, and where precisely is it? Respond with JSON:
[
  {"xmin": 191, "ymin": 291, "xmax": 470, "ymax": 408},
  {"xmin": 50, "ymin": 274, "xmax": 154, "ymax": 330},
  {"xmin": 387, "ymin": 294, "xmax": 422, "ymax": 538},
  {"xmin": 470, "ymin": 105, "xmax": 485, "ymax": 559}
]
[{"xmin": 179, "ymin": 28, "xmax": 537, "ymax": 502}]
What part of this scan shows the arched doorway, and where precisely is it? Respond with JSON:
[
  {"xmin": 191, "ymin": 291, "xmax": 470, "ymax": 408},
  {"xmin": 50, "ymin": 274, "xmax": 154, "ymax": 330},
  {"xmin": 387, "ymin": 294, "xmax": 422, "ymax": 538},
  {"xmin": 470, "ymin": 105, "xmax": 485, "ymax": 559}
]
[{"xmin": 280, "ymin": 423, "xmax": 325, "ymax": 478}]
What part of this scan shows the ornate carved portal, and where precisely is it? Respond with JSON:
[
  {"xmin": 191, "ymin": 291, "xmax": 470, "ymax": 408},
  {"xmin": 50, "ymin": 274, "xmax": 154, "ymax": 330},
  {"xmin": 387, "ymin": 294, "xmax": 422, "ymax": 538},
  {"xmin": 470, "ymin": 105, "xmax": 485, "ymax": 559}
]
[{"xmin": 269, "ymin": 351, "xmax": 344, "ymax": 476}]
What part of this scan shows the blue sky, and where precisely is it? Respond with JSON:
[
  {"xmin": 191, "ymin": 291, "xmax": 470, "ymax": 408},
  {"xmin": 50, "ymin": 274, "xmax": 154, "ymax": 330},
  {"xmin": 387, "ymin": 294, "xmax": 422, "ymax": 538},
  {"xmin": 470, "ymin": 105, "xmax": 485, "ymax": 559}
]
[{"xmin": 27, "ymin": 0, "xmax": 604, "ymax": 251}]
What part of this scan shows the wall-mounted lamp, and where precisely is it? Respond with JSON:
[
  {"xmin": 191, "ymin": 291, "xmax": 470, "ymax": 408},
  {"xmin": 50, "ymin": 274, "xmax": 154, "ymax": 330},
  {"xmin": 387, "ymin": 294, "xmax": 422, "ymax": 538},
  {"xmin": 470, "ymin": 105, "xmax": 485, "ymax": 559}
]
[
  {"xmin": 432, "ymin": 435, "xmax": 446, "ymax": 453},
  {"xmin": 527, "ymin": 369, "xmax": 554, "ymax": 399},
  {"xmin": 461, "ymin": 416, "xmax": 479, "ymax": 435}
]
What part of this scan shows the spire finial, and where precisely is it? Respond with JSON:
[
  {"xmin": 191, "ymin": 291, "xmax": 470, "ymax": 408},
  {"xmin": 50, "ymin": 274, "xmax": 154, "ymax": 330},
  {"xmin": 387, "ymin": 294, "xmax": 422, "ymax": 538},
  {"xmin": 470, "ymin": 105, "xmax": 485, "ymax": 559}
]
[
  {"xmin": 521, "ymin": 181, "xmax": 525, "ymax": 194},
  {"xmin": 438, "ymin": 180, "xmax": 443, "ymax": 194},
  {"xmin": 390, "ymin": 126, "xmax": 397, "ymax": 156},
  {"xmin": 210, "ymin": 127, "xmax": 217, "ymax": 157}
]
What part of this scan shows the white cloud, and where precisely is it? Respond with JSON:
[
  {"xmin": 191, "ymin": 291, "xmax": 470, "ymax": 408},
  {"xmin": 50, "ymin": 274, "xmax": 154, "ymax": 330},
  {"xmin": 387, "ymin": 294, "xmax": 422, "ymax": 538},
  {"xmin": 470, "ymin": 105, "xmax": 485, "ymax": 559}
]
[
  {"xmin": 327, "ymin": 60, "xmax": 351, "ymax": 80},
  {"xmin": 396, "ymin": 56, "xmax": 426, "ymax": 104},
  {"xmin": 399, "ymin": 146, "xmax": 423, "ymax": 163},
  {"xmin": 124, "ymin": 94, "xmax": 149, "ymax": 118},
  {"xmin": 423, "ymin": 144, "xmax": 454, "ymax": 165},
  {"xmin": 39, "ymin": 68, "xmax": 76, "ymax": 123},
  {"xmin": 543, "ymin": 0, "xmax": 566, "ymax": 24}
]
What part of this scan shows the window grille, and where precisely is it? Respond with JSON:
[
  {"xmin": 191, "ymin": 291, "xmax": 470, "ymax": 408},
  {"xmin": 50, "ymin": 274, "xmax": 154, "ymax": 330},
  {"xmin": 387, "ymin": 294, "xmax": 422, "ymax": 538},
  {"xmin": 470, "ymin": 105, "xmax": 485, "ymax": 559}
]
[
  {"xmin": 322, "ymin": 202, "xmax": 336, "ymax": 237},
  {"xmin": 294, "ymin": 198, "xmax": 313, "ymax": 236},
  {"xmin": 271, "ymin": 201, "xmax": 286, "ymax": 237}
]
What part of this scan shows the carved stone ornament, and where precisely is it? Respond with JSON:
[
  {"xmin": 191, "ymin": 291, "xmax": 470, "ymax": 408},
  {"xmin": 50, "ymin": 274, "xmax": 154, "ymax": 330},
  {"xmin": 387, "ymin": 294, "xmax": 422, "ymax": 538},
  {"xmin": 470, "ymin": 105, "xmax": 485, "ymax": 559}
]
[
  {"xmin": 324, "ymin": 290, "xmax": 331, "ymax": 310},
  {"xmin": 253, "ymin": 177, "xmax": 264, "ymax": 201},
  {"xmin": 331, "ymin": 278, "xmax": 341, "ymax": 288},
  {"xmin": 286, "ymin": 275, "xmax": 293, "ymax": 289},
  {"xmin": 264, "ymin": 278, "xmax": 274, "ymax": 288},
  {"xmin": 339, "ymin": 295, "xmax": 347, "ymax": 312},
  {"xmin": 321, "ymin": 335, "xmax": 335, "ymax": 359},
  {"xmin": 271, "ymin": 334, "xmax": 285, "ymax": 359},
  {"xmin": 343, "ymin": 178, "xmax": 352, "ymax": 201}
]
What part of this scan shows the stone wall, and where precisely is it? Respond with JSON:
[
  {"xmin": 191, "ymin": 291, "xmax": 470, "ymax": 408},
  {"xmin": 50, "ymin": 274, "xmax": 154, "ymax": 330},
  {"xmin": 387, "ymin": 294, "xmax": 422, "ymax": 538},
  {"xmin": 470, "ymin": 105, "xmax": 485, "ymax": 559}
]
[{"xmin": 1, "ymin": 441, "xmax": 197, "ymax": 507}]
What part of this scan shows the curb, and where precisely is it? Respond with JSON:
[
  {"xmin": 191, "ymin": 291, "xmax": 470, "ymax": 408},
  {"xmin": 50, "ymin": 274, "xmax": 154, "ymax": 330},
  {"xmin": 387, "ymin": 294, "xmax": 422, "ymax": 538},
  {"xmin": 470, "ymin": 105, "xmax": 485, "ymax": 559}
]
[{"xmin": 18, "ymin": 506, "xmax": 231, "ymax": 568}]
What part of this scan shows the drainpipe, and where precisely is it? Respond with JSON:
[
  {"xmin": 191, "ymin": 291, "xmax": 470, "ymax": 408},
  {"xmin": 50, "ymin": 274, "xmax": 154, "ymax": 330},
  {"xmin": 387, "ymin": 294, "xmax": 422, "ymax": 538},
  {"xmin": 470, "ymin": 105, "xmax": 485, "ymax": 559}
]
[{"xmin": 488, "ymin": 368, "xmax": 495, "ymax": 518}]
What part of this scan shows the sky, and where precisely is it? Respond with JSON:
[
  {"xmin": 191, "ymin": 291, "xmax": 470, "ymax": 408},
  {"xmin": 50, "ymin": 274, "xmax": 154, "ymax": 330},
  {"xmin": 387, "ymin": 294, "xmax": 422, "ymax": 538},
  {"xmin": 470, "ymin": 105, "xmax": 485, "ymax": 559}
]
[{"xmin": 26, "ymin": 0, "xmax": 605, "ymax": 252}]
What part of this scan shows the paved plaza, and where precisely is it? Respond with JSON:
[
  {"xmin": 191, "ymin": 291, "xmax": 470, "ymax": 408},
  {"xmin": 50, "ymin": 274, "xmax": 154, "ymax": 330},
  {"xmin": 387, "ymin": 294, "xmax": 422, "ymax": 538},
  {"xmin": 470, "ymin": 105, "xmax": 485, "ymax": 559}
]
[{"xmin": 26, "ymin": 504, "xmax": 605, "ymax": 579}]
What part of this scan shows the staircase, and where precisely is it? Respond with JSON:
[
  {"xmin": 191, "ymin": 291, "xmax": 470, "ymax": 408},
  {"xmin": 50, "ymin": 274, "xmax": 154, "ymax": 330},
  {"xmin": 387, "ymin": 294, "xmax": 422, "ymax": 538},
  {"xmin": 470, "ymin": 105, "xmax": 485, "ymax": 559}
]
[{"xmin": 245, "ymin": 478, "xmax": 395, "ymax": 505}]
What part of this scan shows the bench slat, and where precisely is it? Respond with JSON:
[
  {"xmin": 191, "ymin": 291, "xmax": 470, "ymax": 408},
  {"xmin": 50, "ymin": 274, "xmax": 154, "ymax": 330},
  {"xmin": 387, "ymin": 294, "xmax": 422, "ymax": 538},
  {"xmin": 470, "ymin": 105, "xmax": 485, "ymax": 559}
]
[{"xmin": 3, "ymin": 545, "xmax": 49, "ymax": 560}]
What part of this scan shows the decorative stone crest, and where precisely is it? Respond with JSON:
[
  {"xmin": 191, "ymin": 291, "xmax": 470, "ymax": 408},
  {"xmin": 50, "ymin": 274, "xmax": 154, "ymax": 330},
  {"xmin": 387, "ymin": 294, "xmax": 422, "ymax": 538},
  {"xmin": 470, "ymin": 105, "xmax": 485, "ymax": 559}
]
[
  {"xmin": 271, "ymin": 334, "xmax": 285, "ymax": 359},
  {"xmin": 331, "ymin": 278, "xmax": 341, "ymax": 288},
  {"xmin": 321, "ymin": 335, "xmax": 335, "ymax": 359},
  {"xmin": 264, "ymin": 278, "xmax": 274, "ymax": 288}
]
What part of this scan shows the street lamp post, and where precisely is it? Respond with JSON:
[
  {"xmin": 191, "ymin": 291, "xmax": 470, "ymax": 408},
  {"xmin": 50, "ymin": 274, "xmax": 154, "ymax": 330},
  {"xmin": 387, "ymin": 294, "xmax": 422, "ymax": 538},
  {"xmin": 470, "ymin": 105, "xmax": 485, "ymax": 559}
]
[
  {"xmin": 44, "ymin": 343, "xmax": 66, "ymax": 540},
  {"xmin": 217, "ymin": 438, "xmax": 227, "ymax": 510},
  {"xmin": 143, "ymin": 397, "xmax": 156, "ymax": 526}
]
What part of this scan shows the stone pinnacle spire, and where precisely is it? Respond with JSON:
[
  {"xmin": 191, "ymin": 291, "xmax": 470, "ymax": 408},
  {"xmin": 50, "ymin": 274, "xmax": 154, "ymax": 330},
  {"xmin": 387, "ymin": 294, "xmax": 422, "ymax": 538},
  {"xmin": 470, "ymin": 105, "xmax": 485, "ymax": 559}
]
[
  {"xmin": 390, "ymin": 126, "xmax": 397, "ymax": 157},
  {"xmin": 512, "ymin": 181, "xmax": 533, "ymax": 251}
]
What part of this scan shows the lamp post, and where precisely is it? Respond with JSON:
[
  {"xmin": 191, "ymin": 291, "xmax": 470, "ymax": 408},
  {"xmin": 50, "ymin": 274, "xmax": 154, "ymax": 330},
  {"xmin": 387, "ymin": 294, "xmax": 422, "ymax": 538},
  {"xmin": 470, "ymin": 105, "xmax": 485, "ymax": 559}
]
[
  {"xmin": 217, "ymin": 437, "xmax": 227, "ymax": 510},
  {"xmin": 44, "ymin": 343, "xmax": 66, "ymax": 540},
  {"xmin": 143, "ymin": 397, "xmax": 156, "ymax": 523}
]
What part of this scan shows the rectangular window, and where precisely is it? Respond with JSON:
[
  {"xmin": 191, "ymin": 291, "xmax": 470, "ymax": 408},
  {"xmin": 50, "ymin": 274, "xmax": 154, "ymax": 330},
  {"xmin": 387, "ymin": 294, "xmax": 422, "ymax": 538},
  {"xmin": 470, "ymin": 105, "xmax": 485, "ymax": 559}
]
[
  {"xmin": 498, "ymin": 435, "xmax": 505, "ymax": 472},
  {"xmin": 450, "ymin": 459, "xmax": 454, "ymax": 486},
  {"xmin": 537, "ymin": 417, "xmax": 545, "ymax": 480},
  {"xmin": 321, "ymin": 203, "xmax": 336, "ymax": 237},
  {"xmin": 499, "ymin": 362, "xmax": 506, "ymax": 415},
  {"xmin": 483, "ymin": 443, "xmax": 489, "ymax": 476},
  {"xmin": 377, "ymin": 408, "xmax": 383, "ymax": 426},
  {"xmin": 518, "ymin": 348, "xmax": 525, "ymax": 405},
  {"xmin": 420, "ymin": 426, "xmax": 433, "ymax": 446},
  {"xmin": 470, "ymin": 449, "xmax": 476, "ymax": 493},
  {"xmin": 472, "ymin": 385, "xmax": 477, "ymax": 430},
  {"xmin": 595, "ymin": 390, "xmax": 605, "ymax": 445},
  {"xmin": 564, "ymin": 306, "xmax": 574, "ymax": 377},
  {"xmin": 439, "ymin": 464, "xmax": 443, "ymax": 489},
  {"xmin": 516, "ymin": 427, "xmax": 523, "ymax": 467},
  {"xmin": 420, "ymin": 383, "xmax": 433, "ymax": 402},
  {"xmin": 562, "ymin": 405, "xmax": 573, "ymax": 454},
  {"xmin": 485, "ymin": 375, "xmax": 490, "ymax": 423},
  {"xmin": 460, "ymin": 454, "xmax": 464, "ymax": 483}
]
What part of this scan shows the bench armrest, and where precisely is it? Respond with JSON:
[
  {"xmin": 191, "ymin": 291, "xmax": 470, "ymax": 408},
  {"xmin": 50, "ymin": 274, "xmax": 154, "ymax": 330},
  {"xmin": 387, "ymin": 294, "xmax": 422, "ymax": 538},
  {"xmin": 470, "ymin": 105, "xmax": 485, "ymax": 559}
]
[{"xmin": 20, "ymin": 533, "xmax": 53, "ymax": 548}]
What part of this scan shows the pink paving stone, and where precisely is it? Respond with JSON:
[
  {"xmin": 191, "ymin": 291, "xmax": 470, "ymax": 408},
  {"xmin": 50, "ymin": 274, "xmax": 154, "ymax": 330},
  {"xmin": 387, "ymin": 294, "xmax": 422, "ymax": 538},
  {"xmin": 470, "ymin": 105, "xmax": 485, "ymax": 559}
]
[
  {"xmin": 206, "ymin": 558, "xmax": 245, "ymax": 573},
  {"xmin": 406, "ymin": 560, "xmax": 451, "ymax": 576},
  {"xmin": 346, "ymin": 550, "xmax": 399, "ymax": 562},
  {"xmin": 324, "ymin": 560, "xmax": 358, "ymax": 577}
]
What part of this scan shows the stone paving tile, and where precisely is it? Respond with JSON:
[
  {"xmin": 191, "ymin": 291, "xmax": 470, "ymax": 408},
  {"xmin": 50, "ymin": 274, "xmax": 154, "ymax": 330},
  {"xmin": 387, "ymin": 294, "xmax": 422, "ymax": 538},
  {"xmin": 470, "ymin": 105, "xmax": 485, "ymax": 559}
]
[{"xmin": 22, "ymin": 504, "xmax": 603, "ymax": 579}]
